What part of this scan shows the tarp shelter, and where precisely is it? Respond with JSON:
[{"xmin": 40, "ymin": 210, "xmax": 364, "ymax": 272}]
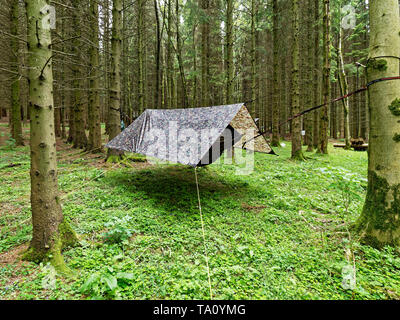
[{"xmin": 105, "ymin": 103, "xmax": 274, "ymax": 167}]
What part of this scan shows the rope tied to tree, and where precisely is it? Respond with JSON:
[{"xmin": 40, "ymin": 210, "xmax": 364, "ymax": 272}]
[{"xmin": 243, "ymin": 69, "xmax": 400, "ymax": 149}]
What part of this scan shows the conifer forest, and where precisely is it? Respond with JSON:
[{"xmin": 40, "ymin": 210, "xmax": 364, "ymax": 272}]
[{"xmin": 0, "ymin": 0, "xmax": 400, "ymax": 302}]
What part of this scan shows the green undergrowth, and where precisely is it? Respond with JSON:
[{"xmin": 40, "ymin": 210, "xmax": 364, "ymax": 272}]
[{"xmin": 1, "ymin": 136, "xmax": 400, "ymax": 300}]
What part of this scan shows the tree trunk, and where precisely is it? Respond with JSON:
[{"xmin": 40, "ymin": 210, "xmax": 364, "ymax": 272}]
[
  {"xmin": 167, "ymin": 0, "xmax": 174, "ymax": 109},
  {"xmin": 10, "ymin": 0, "xmax": 23, "ymax": 146},
  {"xmin": 88, "ymin": 0, "xmax": 102, "ymax": 153},
  {"xmin": 290, "ymin": 0, "xmax": 305, "ymax": 160},
  {"xmin": 250, "ymin": 0, "xmax": 257, "ymax": 118},
  {"xmin": 305, "ymin": 0, "xmax": 313, "ymax": 152},
  {"xmin": 137, "ymin": 0, "xmax": 145, "ymax": 113},
  {"xmin": 192, "ymin": 23, "xmax": 198, "ymax": 108},
  {"xmin": 154, "ymin": 0, "xmax": 162, "ymax": 108},
  {"xmin": 175, "ymin": 0, "xmax": 188, "ymax": 108},
  {"xmin": 71, "ymin": 0, "xmax": 88, "ymax": 149},
  {"xmin": 107, "ymin": 0, "xmax": 124, "ymax": 161},
  {"xmin": 318, "ymin": 0, "xmax": 330, "ymax": 154},
  {"xmin": 356, "ymin": 0, "xmax": 400, "ymax": 248},
  {"xmin": 271, "ymin": 0, "xmax": 280, "ymax": 147},
  {"xmin": 225, "ymin": 0, "xmax": 234, "ymax": 104},
  {"xmin": 201, "ymin": 0, "xmax": 209, "ymax": 107},
  {"xmin": 23, "ymin": 0, "xmax": 78, "ymax": 272},
  {"xmin": 104, "ymin": 0, "xmax": 111, "ymax": 135},
  {"xmin": 312, "ymin": 0, "xmax": 320, "ymax": 149},
  {"xmin": 337, "ymin": 28, "xmax": 351, "ymax": 149}
]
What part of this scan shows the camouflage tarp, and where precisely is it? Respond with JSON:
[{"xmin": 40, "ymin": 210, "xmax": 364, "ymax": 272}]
[{"xmin": 105, "ymin": 103, "xmax": 273, "ymax": 167}]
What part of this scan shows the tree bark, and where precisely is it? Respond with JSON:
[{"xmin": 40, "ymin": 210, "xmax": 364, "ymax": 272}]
[
  {"xmin": 88, "ymin": 0, "xmax": 102, "ymax": 153},
  {"xmin": 192, "ymin": 23, "xmax": 198, "ymax": 108},
  {"xmin": 356, "ymin": 0, "xmax": 400, "ymax": 248},
  {"xmin": 337, "ymin": 27, "xmax": 351, "ymax": 149},
  {"xmin": 166, "ymin": 0, "xmax": 175, "ymax": 109},
  {"xmin": 107, "ymin": 0, "xmax": 124, "ymax": 161},
  {"xmin": 137, "ymin": 0, "xmax": 145, "ymax": 113},
  {"xmin": 23, "ymin": 0, "xmax": 78, "ymax": 272},
  {"xmin": 318, "ymin": 0, "xmax": 330, "ymax": 154},
  {"xmin": 305, "ymin": 0, "xmax": 313, "ymax": 152},
  {"xmin": 71, "ymin": 0, "xmax": 88, "ymax": 149},
  {"xmin": 10, "ymin": 0, "xmax": 23, "ymax": 146},
  {"xmin": 312, "ymin": 0, "xmax": 320, "ymax": 149},
  {"xmin": 154, "ymin": 0, "xmax": 162, "ymax": 108},
  {"xmin": 201, "ymin": 0, "xmax": 209, "ymax": 107},
  {"xmin": 271, "ymin": 0, "xmax": 280, "ymax": 147},
  {"xmin": 104, "ymin": 0, "xmax": 111, "ymax": 135},
  {"xmin": 250, "ymin": 0, "xmax": 257, "ymax": 118},
  {"xmin": 290, "ymin": 0, "xmax": 305, "ymax": 160},
  {"xmin": 225, "ymin": 0, "xmax": 234, "ymax": 104},
  {"xmin": 175, "ymin": 0, "xmax": 188, "ymax": 108}
]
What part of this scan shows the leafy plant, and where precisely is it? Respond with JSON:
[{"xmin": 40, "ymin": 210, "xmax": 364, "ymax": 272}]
[
  {"xmin": 3, "ymin": 136, "xmax": 16, "ymax": 150},
  {"xmin": 101, "ymin": 216, "xmax": 133, "ymax": 244},
  {"xmin": 80, "ymin": 267, "xmax": 134, "ymax": 299}
]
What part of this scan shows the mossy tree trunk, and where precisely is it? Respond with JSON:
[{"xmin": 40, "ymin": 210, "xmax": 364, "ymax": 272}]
[
  {"xmin": 318, "ymin": 0, "xmax": 330, "ymax": 154},
  {"xmin": 290, "ymin": 0, "xmax": 305, "ymax": 161},
  {"xmin": 107, "ymin": 0, "xmax": 124, "ymax": 161},
  {"xmin": 356, "ymin": 0, "xmax": 400, "ymax": 248},
  {"xmin": 23, "ymin": 0, "xmax": 78, "ymax": 272},
  {"xmin": 10, "ymin": 0, "xmax": 23, "ymax": 146},
  {"xmin": 88, "ymin": 0, "xmax": 102, "ymax": 153}
]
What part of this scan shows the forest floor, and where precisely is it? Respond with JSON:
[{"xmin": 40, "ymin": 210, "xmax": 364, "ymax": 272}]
[{"xmin": 0, "ymin": 121, "xmax": 400, "ymax": 300}]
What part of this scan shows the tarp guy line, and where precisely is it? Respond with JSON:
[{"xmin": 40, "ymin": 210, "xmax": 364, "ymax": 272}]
[{"xmin": 195, "ymin": 167, "xmax": 213, "ymax": 300}]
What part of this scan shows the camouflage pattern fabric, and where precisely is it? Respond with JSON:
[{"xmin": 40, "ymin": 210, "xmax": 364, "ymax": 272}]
[{"xmin": 105, "ymin": 103, "xmax": 273, "ymax": 167}]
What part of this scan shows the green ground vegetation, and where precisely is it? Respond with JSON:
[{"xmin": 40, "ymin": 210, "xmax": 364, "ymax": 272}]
[{"xmin": 0, "ymin": 124, "xmax": 399, "ymax": 300}]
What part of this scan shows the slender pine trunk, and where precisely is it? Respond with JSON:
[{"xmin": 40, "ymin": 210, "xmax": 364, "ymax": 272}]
[
  {"xmin": 107, "ymin": 0, "xmax": 124, "ymax": 161},
  {"xmin": 337, "ymin": 28, "xmax": 351, "ymax": 149},
  {"xmin": 271, "ymin": 0, "xmax": 280, "ymax": 147},
  {"xmin": 291, "ymin": 0, "xmax": 305, "ymax": 160},
  {"xmin": 10, "ymin": 0, "xmax": 23, "ymax": 146},
  {"xmin": 225, "ymin": 0, "xmax": 234, "ymax": 104},
  {"xmin": 318, "ymin": 0, "xmax": 330, "ymax": 154},
  {"xmin": 23, "ymin": 0, "xmax": 78, "ymax": 272},
  {"xmin": 88, "ymin": 0, "xmax": 102, "ymax": 153}
]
